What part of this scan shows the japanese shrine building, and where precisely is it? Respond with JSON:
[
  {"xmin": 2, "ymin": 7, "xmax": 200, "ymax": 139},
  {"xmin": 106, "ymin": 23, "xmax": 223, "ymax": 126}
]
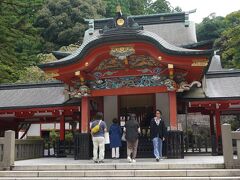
[{"xmin": 0, "ymin": 11, "xmax": 240, "ymax": 152}]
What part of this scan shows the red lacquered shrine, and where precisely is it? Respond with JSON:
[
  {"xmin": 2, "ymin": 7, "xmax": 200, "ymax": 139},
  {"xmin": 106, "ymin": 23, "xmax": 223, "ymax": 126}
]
[
  {"xmin": 39, "ymin": 11, "xmax": 212, "ymax": 133},
  {"xmin": 1, "ymin": 10, "xmax": 240, "ymax": 156}
]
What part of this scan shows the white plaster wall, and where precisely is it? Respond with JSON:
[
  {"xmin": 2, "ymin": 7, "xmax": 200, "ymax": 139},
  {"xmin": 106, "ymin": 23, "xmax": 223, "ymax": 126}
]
[
  {"xmin": 156, "ymin": 93, "xmax": 170, "ymax": 127},
  {"xmin": 27, "ymin": 124, "xmax": 41, "ymax": 137},
  {"xmin": 55, "ymin": 122, "xmax": 70, "ymax": 130},
  {"xmin": 104, "ymin": 96, "xmax": 118, "ymax": 130},
  {"xmin": 41, "ymin": 123, "xmax": 54, "ymax": 130}
]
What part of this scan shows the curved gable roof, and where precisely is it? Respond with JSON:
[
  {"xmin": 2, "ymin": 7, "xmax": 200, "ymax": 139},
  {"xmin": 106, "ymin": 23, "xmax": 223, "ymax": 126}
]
[{"xmin": 39, "ymin": 29, "xmax": 213, "ymax": 70}]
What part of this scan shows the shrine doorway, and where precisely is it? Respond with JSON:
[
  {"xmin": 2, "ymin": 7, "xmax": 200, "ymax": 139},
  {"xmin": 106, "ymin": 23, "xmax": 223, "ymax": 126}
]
[{"xmin": 119, "ymin": 94, "xmax": 155, "ymax": 131}]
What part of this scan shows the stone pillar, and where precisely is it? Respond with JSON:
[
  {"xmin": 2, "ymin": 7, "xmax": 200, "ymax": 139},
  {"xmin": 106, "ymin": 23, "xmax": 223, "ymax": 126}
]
[
  {"xmin": 104, "ymin": 96, "xmax": 118, "ymax": 128},
  {"xmin": 3, "ymin": 130, "xmax": 15, "ymax": 169},
  {"xmin": 81, "ymin": 96, "xmax": 90, "ymax": 133},
  {"xmin": 221, "ymin": 124, "xmax": 233, "ymax": 168},
  {"xmin": 156, "ymin": 93, "xmax": 170, "ymax": 127}
]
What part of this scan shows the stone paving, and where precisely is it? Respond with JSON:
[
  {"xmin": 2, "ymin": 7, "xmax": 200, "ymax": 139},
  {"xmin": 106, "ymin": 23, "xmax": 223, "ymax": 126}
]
[{"xmin": 14, "ymin": 155, "xmax": 224, "ymax": 165}]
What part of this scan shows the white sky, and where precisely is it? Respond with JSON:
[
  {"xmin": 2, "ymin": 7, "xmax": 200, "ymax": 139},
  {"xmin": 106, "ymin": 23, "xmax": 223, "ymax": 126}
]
[{"xmin": 167, "ymin": 0, "xmax": 240, "ymax": 23}]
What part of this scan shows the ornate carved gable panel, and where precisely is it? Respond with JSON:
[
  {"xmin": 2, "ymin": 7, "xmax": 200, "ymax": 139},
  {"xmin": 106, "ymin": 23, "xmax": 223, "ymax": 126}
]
[
  {"xmin": 128, "ymin": 55, "xmax": 160, "ymax": 68},
  {"xmin": 95, "ymin": 57, "xmax": 124, "ymax": 71},
  {"xmin": 94, "ymin": 55, "xmax": 160, "ymax": 71}
]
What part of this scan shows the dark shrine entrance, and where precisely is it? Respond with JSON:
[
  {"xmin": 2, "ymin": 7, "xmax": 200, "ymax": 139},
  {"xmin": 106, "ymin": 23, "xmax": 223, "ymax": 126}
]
[
  {"xmin": 119, "ymin": 94, "xmax": 155, "ymax": 131},
  {"xmin": 117, "ymin": 94, "xmax": 156, "ymax": 158}
]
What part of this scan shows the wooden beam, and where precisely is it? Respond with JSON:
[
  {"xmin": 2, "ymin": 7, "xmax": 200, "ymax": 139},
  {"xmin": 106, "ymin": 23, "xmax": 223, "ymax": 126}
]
[
  {"xmin": 0, "ymin": 106, "xmax": 80, "ymax": 116},
  {"xmin": 91, "ymin": 86, "xmax": 168, "ymax": 97}
]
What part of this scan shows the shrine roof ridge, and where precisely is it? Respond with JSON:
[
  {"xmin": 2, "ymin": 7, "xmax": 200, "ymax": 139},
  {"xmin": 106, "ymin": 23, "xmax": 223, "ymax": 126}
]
[
  {"xmin": 86, "ymin": 12, "xmax": 187, "ymax": 29},
  {"xmin": 181, "ymin": 39, "xmax": 214, "ymax": 49},
  {"xmin": 206, "ymin": 70, "xmax": 240, "ymax": 78}
]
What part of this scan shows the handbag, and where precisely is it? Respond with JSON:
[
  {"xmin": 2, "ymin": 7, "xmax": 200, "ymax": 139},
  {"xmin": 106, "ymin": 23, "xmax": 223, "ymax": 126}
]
[
  {"xmin": 121, "ymin": 132, "xmax": 126, "ymax": 141},
  {"xmin": 104, "ymin": 132, "xmax": 110, "ymax": 144},
  {"xmin": 91, "ymin": 120, "xmax": 102, "ymax": 134}
]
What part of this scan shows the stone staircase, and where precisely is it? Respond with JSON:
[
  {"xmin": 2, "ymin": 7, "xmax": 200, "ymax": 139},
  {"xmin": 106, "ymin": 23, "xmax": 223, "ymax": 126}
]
[{"xmin": 0, "ymin": 161, "xmax": 240, "ymax": 180}]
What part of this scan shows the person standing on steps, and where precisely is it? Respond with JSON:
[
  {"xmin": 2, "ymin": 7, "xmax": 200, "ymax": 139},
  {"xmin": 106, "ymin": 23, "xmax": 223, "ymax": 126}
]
[
  {"xmin": 150, "ymin": 109, "xmax": 167, "ymax": 162},
  {"xmin": 90, "ymin": 112, "xmax": 107, "ymax": 163},
  {"xmin": 109, "ymin": 118, "xmax": 122, "ymax": 159},
  {"xmin": 124, "ymin": 113, "xmax": 140, "ymax": 163}
]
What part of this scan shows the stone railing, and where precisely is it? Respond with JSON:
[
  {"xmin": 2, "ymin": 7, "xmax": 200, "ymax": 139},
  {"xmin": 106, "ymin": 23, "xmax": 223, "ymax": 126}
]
[
  {"xmin": 0, "ymin": 131, "xmax": 15, "ymax": 170},
  {"xmin": 222, "ymin": 123, "xmax": 240, "ymax": 168},
  {"xmin": 15, "ymin": 139, "xmax": 44, "ymax": 160},
  {"xmin": 0, "ymin": 130, "xmax": 44, "ymax": 170}
]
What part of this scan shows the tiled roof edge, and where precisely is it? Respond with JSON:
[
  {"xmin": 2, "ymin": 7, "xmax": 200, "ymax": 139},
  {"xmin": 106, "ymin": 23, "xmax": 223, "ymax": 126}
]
[{"xmin": 0, "ymin": 81, "xmax": 64, "ymax": 90}]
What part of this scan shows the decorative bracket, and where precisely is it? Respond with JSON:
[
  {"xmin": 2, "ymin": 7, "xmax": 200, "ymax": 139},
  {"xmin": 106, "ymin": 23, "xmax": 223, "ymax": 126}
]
[{"xmin": 177, "ymin": 81, "xmax": 201, "ymax": 92}]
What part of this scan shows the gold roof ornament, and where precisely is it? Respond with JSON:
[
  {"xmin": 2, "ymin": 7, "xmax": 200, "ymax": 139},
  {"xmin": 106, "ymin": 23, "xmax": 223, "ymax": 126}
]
[
  {"xmin": 110, "ymin": 46, "xmax": 135, "ymax": 60},
  {"xmin": 191, "ymin": 59, "xmax": 209, "ymax": 66}
]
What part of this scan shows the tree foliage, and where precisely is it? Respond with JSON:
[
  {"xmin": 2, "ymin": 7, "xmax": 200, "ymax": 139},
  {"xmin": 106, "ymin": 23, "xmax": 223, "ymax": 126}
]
[
  {"xmin": 214, "ymin": 11, "xmax": 240, "ymax": 68},
  {"xmin": 104, "ymin": 0, "xmax": 146, "ymax": 17},
  {"xmin": 104, "ymin": 0, "xmax": 181, "ymax": 17},
  {"xmin": 17, "ymin": 66, "xmax": 55, "ymax": 83},
  {"xmin": 35, "ymin": 0, "xmax": 181, "ymax": 49},
  {"xmin": 0, "ymin": 0, "xmax": 44, "ymax": 83},
  {"xmin": 197, "ymin": 11, "xmax": 240, "ymax": 68},
  {"xmin": 146, "ymin": 0, "xmax": 171, "ymax": 14},
  {"xmin": 196, "ymin": 16, "xmax": 227, "ymax": 41},
  {"xmin": 34, "ymin": 0, "xmax": 107, "ymax": 49}
]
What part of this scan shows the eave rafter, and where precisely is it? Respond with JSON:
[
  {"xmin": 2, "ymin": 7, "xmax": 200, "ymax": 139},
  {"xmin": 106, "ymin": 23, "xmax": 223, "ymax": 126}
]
[
  {"xmin": 188, "ymin": 100, "xmax": 240, "ymax": 112},
  {"xmin": 0, "ymin": 106, "xmax": 80, "ymax": 119}
]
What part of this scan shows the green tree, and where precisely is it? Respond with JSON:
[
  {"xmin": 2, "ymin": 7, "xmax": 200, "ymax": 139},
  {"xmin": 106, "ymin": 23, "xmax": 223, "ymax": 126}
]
[
  {"xmin": 104, "ymin": 0, "xmax": 131, "ymax": 17},
  {"xmin": 17, "ymin": 66, "xmax": 55, "ymax": 83},
  {"xmin": 196, "ymin": 16, "xmax": 227, "ymax": 41},
  {"xmin": 104, "ymin": 0, "xmax": 180, "ymax": 17},
  {"xmin": 34, "ymin": 0, "xmax": 107, "ymax": 49},
  {"xmin": 145, "ymin": 0, "xmax": 181, "ymax": 14},
  {"xmin": 0, "ymin": 0, "xmax": 44, "ymax": 83},
  {"xmin": 146, "ymin": 0, "xmax": 171, "ymax": 14},
  {"xmin": 214, "ymin": 11, "xmax": 240, "ymax": 68}
]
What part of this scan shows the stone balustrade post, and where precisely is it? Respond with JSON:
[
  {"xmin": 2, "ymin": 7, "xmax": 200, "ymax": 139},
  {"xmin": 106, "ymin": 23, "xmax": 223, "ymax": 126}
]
[
  {"xmin": 2, "ymin": 130, "xmax": 15, "ymax": 169},
  {"xmin": 221, "ymin": 124, "xmax": 233, "ymax": 168}
]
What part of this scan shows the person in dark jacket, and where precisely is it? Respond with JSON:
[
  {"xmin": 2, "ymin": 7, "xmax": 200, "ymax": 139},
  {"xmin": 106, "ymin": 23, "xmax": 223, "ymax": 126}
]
[
  {"xmin": 109, "ymin": 118, "xmax": 122, "ymax": 159},
  {"xmin": 150, "ymin": 109, "xmax": 166, "ymax": 161},
  {"xmin": 124, "ymin": 113, "xmax": 140, "ymax": 163}
]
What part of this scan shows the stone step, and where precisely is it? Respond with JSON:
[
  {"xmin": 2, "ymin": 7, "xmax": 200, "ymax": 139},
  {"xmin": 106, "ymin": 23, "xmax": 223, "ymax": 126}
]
[
  {"xmin": 12, "ymin": 163, "xmax": 225, "ymax": 171},
  {"xmin": 0, "ymin": 169, "xmax": 240, "ymax": 178},
  {"xmin": 0, "ymin": 177, "xmax": 240, "ymax": 180}
]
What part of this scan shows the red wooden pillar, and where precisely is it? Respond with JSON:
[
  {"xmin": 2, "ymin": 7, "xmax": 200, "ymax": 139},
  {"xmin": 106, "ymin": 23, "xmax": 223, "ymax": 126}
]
[
  {"xmin": 81, "ymin": 96, "xmax": 90, "ymax": 133},
  {"xmin": 169, "ymin": 91, "xmax": 177, "ymax": 130},
  {"xmin": 60, "ymin": 115, "xmax": 65, "ymax": 141},
  {"xmin": 215, "ymin": 110, "xmax": 221, "ymax": 140}
]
